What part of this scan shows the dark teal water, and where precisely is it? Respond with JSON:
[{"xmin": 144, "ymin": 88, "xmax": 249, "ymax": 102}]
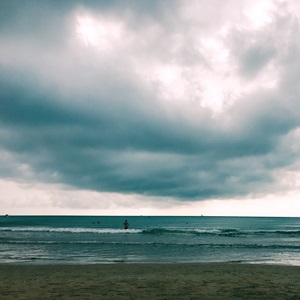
[{"xmin": 0, "ymin": 216, "xmax": 299, "ymax": 265}]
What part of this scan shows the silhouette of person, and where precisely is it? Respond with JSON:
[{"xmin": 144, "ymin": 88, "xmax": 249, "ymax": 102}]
[{"xmin": 123, "ymin": 219, "xmax": 129, "ymax": 230}]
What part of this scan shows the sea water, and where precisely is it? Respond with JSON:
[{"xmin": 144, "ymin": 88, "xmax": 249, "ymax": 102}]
[{"xmin": 0, "ymin": 216, "xmax": 299, "ymax": 265}]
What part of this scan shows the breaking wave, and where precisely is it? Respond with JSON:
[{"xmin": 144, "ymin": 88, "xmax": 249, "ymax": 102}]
[{"xmin": 0, "ymin": 227, "xmax": 299, "ymax": 237}]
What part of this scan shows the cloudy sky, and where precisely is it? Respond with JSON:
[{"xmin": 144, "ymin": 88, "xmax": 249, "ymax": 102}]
[{"xmin": 1, "ymin": 0, "xmax": 300, "ymax": 216}]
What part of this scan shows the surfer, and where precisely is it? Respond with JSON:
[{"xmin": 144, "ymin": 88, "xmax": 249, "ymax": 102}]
[{"xmin": 123, "ymin": 219, "xmax": 129, "ymax": 230}]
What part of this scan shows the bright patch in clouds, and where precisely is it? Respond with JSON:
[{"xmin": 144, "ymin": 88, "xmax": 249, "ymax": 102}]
[
  {"xmin": 244, "ymin": 0, "xmax": 274, "ymax": 29},
  {"xmin": 76, "ymin": 14, "xmax": 123, "ymax": 50}
]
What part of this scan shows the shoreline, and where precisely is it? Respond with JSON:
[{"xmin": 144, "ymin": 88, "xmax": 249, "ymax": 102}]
[
  {"xmin": 3, "ymin": 261, "xmax": 300, "ymax": 267},
  {"xmin": 1, "ymin": 263, "xmax": 299, "ymax": 299}
]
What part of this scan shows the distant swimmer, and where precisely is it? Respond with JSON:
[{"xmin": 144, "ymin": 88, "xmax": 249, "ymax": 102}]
[{"xmin": 123, "ymin": 219, "xmax": 129, "ymax": 230}]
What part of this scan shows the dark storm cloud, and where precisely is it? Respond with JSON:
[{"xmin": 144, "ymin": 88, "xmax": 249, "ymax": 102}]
[{"xmin": 1, "ymin": 0, "xmax": 300, "ymax": 200}]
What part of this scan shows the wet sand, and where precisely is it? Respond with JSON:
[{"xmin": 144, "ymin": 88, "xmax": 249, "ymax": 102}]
[{"xmin": 0, "ymin": 263, "xmax": 299, "ymax": 299}]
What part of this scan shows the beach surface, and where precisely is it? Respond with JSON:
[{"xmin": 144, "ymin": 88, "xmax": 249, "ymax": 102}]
[{"xmin": 0, "ymin": 263, "xmax": 299, "ymax": 299}]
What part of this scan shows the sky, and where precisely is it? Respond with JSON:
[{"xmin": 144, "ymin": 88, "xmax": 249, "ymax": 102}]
[{"xmin": 1, "ymin": 0, "xmax": 300, "ymax": 216}]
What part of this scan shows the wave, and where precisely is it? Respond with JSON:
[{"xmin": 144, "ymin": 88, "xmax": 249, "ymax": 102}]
[
  {"xmin": 141, "ymin": 228, "xmax": 239, "ymax": 236},
  {"xmin": 0, "ymin": 226, "xmax": 240, "ymax": 236},
  {"xmin": 141, "ymin": 228, "xmax": 300, "ymax": 237},
  {"xmin": 1, "ymin": 239, "xmax": 299, "ymax": 250},
  {"xmin": 1, "ymin": 226, "xmax": 300, "ymax": 237},
  {"xmin": 0, "ymin": 227, "xmax": 142, "ymax": 234}
]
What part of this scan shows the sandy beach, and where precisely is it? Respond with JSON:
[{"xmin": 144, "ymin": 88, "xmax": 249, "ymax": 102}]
[{"xmin": 0, "ymin": 263, "xmax": 299, "ymax": 299}]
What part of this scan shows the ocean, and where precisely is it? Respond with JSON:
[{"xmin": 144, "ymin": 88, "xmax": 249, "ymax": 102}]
[{"xmin": 0, "ymin": 216, "xmax": 299, "ymax": 266}]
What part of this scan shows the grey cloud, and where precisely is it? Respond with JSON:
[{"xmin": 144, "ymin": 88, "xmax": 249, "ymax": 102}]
[
  {"xmin": 1, "ymin": 1, "xmax": 300, "ymax": 201},
  {"xmin": 227, "ymin": 27, "xmax": 276, "ymax": 78},
  {"xmin": 0, "ymin": 69, "xmax": 298, "ymax": 199},
  {"xmin": 240, "ymin": 45, "xmax": 276, "ymax": 77}
]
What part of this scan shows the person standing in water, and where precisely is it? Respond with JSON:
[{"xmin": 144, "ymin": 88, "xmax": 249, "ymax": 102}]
[{"xmin": 123, "ymin": 219, "xmax": 129, "ymax": 230}]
